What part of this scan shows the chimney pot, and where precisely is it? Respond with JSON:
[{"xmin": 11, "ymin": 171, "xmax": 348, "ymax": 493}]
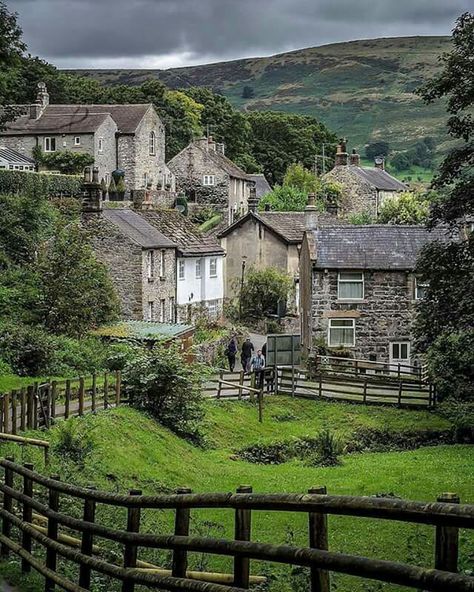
[
  {"xmin": 305, "ymin": 193, "xmax": 319, "ymax": 230},
  {"xmin": 350, "ymin": 149, "xmax": 360, "ymax": 166},
  {"xmin": 335, "ymin": 138, "xmax": 348, "ymax": 166},
  {"xmin": 248, "ymin": 185, "xmax": 258, "ymax": 213},
  {"xmin": 374, "ymin": 156, "xmax": 385, "ymax": 170}
]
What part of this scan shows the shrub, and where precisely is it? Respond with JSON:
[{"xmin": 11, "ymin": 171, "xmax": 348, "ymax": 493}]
[
  {"xmin": 39, "ymin": 150, "xmax": 94, "ymax": 175},
  {"xmin": 239, "ymin": 267, "xmax": 293, "ymax": 320},
  {"xmin": 299, "ymin": 430, "xmax": 343, "ymax": 467},
  {"xmin": 237, "ymin": 441, "xmax": 292, "ymax": 465},
  {"xmin": 437, "ymin": 399, "xmax": 474, "ymax": 443},
  {"xmin": 348, "ymin": 211, "xmax": 375, "ymax": 225},
  {"xmin": 0, "ymin": 169, "xmax": 82, "ymax": 198},
  {"xmin": 52, "ymin": 419, "xmax": 95, "ymax": 464},
  {"xmin": 378, "ymin": 192, "xmax": 429, "ymax": 225},
  {"xmin": 123, "ymin": 345, "xmax": 206, "ymax": 444},
  {"xmin": 0, "ymin": 322, "xmax": 55, "ymax": 376},
  {"xmin": 47, "ymin": 336, "xmax": 110, "ymax": 376}
]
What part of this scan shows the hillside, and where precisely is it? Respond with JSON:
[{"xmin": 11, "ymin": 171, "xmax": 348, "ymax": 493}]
[{"xmin": 73, "ymin": 36, "xmax": 452, "ymax": 153}]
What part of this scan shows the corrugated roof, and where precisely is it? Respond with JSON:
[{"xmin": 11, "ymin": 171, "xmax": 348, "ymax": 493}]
[
  {"xmin": 350, "ymin": 166, "xmax": 407, "ymax": 191},
  {"xmin": 0, "ymin": 146, "xmax": 35, "ymax": 165},
  {"xmin": 248, "ymin": 174, "xmax": 272, "ymax": 198},
  {"xmin": 141, "ymin": 210, "xmax": 225, "ymax": 257},
  {"xmin": 92, "ymin": 321, "xmax": 194, "ymax": 341},
  {"xmin": 1, "ymin": 104, "xmax": 151, "ymax": 135},
  {"xmin": 310, "ymin": 225, "xmax": 449, "ymax": 269},
  {"xmin": 103, "ymin": 209, "xmax": 176, "ymax": 249}
]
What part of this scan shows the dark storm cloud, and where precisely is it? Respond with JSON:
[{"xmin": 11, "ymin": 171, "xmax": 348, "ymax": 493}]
[{"xmin": 7, "ymin": 0, "xmax": 471, "ymax": 68}]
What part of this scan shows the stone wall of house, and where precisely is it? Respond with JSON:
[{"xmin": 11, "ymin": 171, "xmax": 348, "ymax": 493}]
[
  {"xmin": 133, "ymin": 106, "xmax": 166, "ymax": 190},
  {"xmin": 82, "ymin": 214, "xmax": 143, "ymax": 319},
  {"xmin": 94, "ymin": 117, "xmax": 118, "ymax": 183},
  {"xmin": 323, "ymin": 166, "xmax": 378, "ymax": 217},
  {"xmin": 0, "ymin": 135, "xmax": 38, "ymax": 159},
  {"xmin": 309, "ymin": 269, "xmax": 418, "ymax": 363},
  {"xmin": 117, "ymin": 135, "xmax": 136, "ymax": 190},
  {"xmin": 141, "ymin": 248, "xmax": 177, "ymax": 322}
]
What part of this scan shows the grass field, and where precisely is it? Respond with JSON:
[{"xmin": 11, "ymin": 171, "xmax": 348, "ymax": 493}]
[{"xmin": 0, "ymin": 398, "xmax": 472, "ymax": 592}]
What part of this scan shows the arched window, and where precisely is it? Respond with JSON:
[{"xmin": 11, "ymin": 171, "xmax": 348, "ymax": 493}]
[{"xmin": 149, "ymin": 131, "xmax": 156, "ymax": 155}]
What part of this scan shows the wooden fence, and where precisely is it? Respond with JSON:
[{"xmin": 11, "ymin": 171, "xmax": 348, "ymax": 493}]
[
  {"xmin": 313, "ymin": 354, "xmax": 425, "ymax": 382},
  {"xmin": 0, "ymin": 458, "xmax": 473, "ymax": 592},
  {"xmin": 0, "ymin": 372, "xmax": 122, "ymax": 435}
]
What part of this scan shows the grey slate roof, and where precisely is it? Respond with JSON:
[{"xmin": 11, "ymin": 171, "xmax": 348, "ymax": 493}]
[
  {"xmin": 350, "ymin": 166, "xmax": 407, "ymax": 191},
  {"xmin": 103, "ymin": 209, "xmax": 176, "ymax": 249},
  {"xmin": 196, "ymin": 145, "xmax": 252, "ymax": 180},
  {"xmin": 0, "ymin": 146, "xmax": 35, "ymax": 166},
  {"xmin": 141, "ymin": 210, "xmax": 225, "ymax": 257},
  {"xmin": 248, "ymin": 174, "xmax": 272, "ymax": 198},
  {"xmin": 310, "ymin": 225, "xmax": 449, "ymax": 270},
  {"xmin": 2, "ymin": 104, "xmax": 151, "ymax": 135}
]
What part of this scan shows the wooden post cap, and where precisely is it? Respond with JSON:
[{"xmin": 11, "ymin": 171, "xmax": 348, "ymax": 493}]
[
  {"xmin": 176, "ymin": 487, "xmax": 192, "ymax": 494},
  {"xmin": 438, "ymin": 493, "xmax": 460, "ymax": 503},
  {"xmin": 308, "ymin": 486, "xmax": 327, "ymax": 495},
  {"xmin": 237, "ymin": 485, "xmax": 253, "ymax": 493}
]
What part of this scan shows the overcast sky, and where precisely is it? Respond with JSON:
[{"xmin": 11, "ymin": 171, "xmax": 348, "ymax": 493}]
[{"xmin": 8, "ymin": 0, "xmax": 470, "ymax": 69}]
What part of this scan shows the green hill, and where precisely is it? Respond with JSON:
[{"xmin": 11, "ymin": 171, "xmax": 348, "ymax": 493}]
[{"xmin": 73, "ymin": 36, "xmax": 452, "ymax": 154}]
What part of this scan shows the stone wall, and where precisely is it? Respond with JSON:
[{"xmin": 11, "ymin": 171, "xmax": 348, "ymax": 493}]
[
  {"xmin": 323, "ymin": 166, "xmax": 378, "ymax": 217},
  {"xmin": 141, "ymin": 248, "xmax": 177, "ymax": 322},
  {"xmin": 309, "ymin": 268, "xmax": 418, "ymax": 363},
  {"xmin": 132, "ymin": 106, "xmax": 166, "ymax": 191},
  {"xmin": 94, "ymin": 117, "xmax": 118, "ymax": 183}
]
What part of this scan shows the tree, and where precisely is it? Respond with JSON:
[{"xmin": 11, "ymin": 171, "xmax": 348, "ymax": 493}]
[
  {"xmin": 414, "ymin": 12, "xmax": 474, "ymax": 401},
  {"xmin": 259, "ymin": 185, "xmax": 311, "ymax": 212},
  {"xmin": 240, "ymin": 267, "xmax": 293, "ymax": 320},
  {"xmin": 283, "ymin": 163, "xmax": 320, "ymax": 194},
  {"xmin": 242, "ymin": 86, "xmax": 255, "ymax": 99},
  {"xmin": 365, "ymin": 141, "xmax": 390, "ymax": 160},
  {"xmin": 378, "ymin": 192, "xmax": 429, "ymax": 225},
  {"xmin": 38, "ymin": 224, "xmax": 119, "ymax": 336}
]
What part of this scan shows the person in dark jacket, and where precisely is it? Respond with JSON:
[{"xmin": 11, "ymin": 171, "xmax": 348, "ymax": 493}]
[
  {"xmin": 241, "ymin": 338, "xmax": 254, "ymax": 372},
  {"xmin": 226, "ymin": 336, "xmax": 238, "ymax": 372}
]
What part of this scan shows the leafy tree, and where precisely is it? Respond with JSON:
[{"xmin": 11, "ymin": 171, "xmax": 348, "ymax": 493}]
[
  {"xmin": 283, "ymin": 163, "xmax": 320, "ymax": 194},
  {"xmin": 240, "ymin": 267, "xmax": 293, "ymax": 320},
  {"xmin": 242, "ymin": 86, "xmax": 255, "ymax": 99},
  {"xmin": 38, "ymin": 224, "xmax": 119, "ymax": 336},
  {"xmin": 378, "ymin": 192, "xmax": 429, "ymax": 225},
  {"xmin": 259, "ymin": 185, "xmax": 311, "ymax": 212},
  {"xmin": 365, "ymin": 141, "xmax": 390, "ymax": 160}
]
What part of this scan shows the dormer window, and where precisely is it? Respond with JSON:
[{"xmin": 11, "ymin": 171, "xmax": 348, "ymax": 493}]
[{"xmin": 149, "ymin": 131, "xmax": 156, "ymax": 155}]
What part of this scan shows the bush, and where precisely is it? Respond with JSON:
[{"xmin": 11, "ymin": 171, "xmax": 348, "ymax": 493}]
[
  {"xmin": 0, "ymin": 322, "xmax": 55, "ymax": 376},
  {"xmin": 298, "ymin": 430, "xmax": 343, "ymax": 467},
  {"xmin": 52, "ymin": 419, "xmax": 95, "ymax": 464},
  {"xmin": 47, "ymin": 336, "xmax": 110, "ymax": 376},
  {"xmin": 237, "ymin": 441, "xmax": 292, "ymax": 465},
  {"xmin": 378, "ymin": 192, "xmax": 429, "ymax": 225},
  {"xmin": 0, "ymin": 169, "xmax": 82, "ymax": 198},
  {"xmin": 348, "ymin": 211, "xmax": 375, "ymax": 225},
  {"xmin": 38, "ymin": 150, "xmax": 94, "ymax": 175},
  {"xmin": 239, "ymin": 267, "xmax": 293, "ymax": 321},
  {"xmin": 123, "ymin": 345, "xmax": 206, "ymax": 444},
  {"xmin": 437, "ymin": 399, "xmax": 474, "ymax": 443}
]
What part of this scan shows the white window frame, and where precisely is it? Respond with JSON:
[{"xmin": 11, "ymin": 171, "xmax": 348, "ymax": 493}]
[
  {"xmin": 149, "ymin": 131, "xmax": 156, "ymax": 155},
  {"xmin": 195, "ymin": 258, "xmax": 202, "ymax": 279},
  {"xmin": 209, "ymin": 258, "xmax": 217, "ymax": 278},
  {"xmin": 328, "ymin": 318, "xmax": 356, "ymax": 348},
  {"xmin": 98, "ymin": 137, "xmax": 104, "ymax": 153},
  {"xmin": 146, "ymin": 250, "xmax": 155, "ymax": 280},
  {"xmin": 414, "ymin": 277, "xmax": 428, "ymax": 300},
  {"xmin": 390, "ymin": 341, "xmax": 411, "ymax": 362},
  {"xmin": 143, "ymin": 172, "xmax": 148, "ymax": 188},
  {"xmin": 74, "ymin": 136, "xmax": 81, "ymax": 146},
  {"xmin": 159, "ymin": 250, "xmax": 165, "ymax": 278},
  {"xmin": 159, "ymin": 299, "xmax": 166, "ymax": 323},
  {"xmin": 44, "ymin": 137, "xmax": 56, "ymax": 152},
  {"xmin": 207, "ymin": 300, "xmax": 218, "ymax": 314},
  {"xmin": 178, "ymin": 259, "xmax": 185, "ymax": 281},
  {"xmin": 147, "ymin": 301, "xmax": 155, "ymax": 322},
  {"xmin": 337, "ymin": 271, "xmax": 364, "ymax": 301},
  {"xmin": 203, "ymin": 174, "xmax": 215, "ymax": 186}
]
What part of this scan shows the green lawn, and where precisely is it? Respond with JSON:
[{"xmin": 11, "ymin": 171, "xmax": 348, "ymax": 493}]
[{"xmin": 0, "ymin": 399, "xmax": 472, "ymax": 592}]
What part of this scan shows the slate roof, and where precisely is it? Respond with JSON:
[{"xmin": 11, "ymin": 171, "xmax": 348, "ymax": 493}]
[
  {"xmin": 248, "ymin": 174, "xmax": 272, "ymax": 198},
  {"xmin": 103, "ymin": 209, "xmax": 176, "ymax": 249},
  {"xmin": 350, "ymin": 166, "xmax": 407, "ymax": 192},
  {"xmin": 140, "ymin": 210, "xmax": 225, "ymax": 257},
  {"xmin": 0, "ymin": 146, "xmax": 35, "ymax": 166},
  {"xmin": 309, "ymin": 225, "xmax": 449, "ymax": 270},
  {"xmin": 197, "ymin": 145, "xmax": 252, "ymax": 180},
  {"xmin": 92, "ymin": 321, "xmax": 194, "ymax": 342},
  {"xmin": 2, "ymin": 104, "xmax": 151, "ymax": 135}
]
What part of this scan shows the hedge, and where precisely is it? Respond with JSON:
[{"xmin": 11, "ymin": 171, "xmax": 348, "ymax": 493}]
[{"xmin": 0, "ymin": 169, "xmax": 82, "ymax": 198}]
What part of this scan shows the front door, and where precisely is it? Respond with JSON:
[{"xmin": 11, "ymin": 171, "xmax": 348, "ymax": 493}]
[{"xmin": 389, "ymin": 341, "xmax": 411, "ymax": 372}]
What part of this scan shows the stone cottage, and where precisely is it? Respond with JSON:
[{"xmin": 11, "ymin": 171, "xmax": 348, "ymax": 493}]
[
  {"xmin": 1, "ymin": 82, "xmax": 173, "ymax": 191},
  {"xmin": 299, "ymin": 195, "xmax": 447, "ymax": 366},
  {"xmin": 167, "ymin": 136, "xmax": 253, "ymax": 224},
  {"xmin": 323, "ymin": 139, "xmax": 407, "ymax": 217}
]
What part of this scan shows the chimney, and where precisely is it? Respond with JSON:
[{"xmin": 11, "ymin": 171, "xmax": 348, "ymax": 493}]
[
  {"xmin": 216, "ymin": 142, "xmax": 225, "ymax": 155},
  {"xmin": 350, "ymin": 149, "xmax": 360, "ymax": 166},
  {"xmin": 207, "ymin": 135, "xmax": 216, "ymax": 151},
  {"xmin": 248, "ymin": 185, "xmax": 258, "ymax": 213},
  {"xmin": 29, "ymin": 82, "xmax": 49, "ymax": 119},
  {"xmin": 82, "ymin": 166, "xmax": 103, "ymax": 214},
  {"xmin": 305, "ymin": 193, "xmax": 319, "ymax": 230},
  {"xmin": 374, "ymin": 156, "xmax": 385, "ymax": 170},
  {"xmin": 29, "ymin": 101, "xmax": 42, "ymax": 120},
  {"xmin": 334, "ymin": 138, "xmax": 348, "ymax": 166}
]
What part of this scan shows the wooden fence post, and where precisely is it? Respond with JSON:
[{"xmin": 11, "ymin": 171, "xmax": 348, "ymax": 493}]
[
  {"xmin": 33, "ymin": 382, "xmax": 39, "ymax": 429},
  {"xmin": 171, "ymin": 487, "xmax": 192, "ymax": 578},
  {"xmin": 91, "ymin": 373, "xmax": 97, "ymax": 413},
  {"xmin": 0, "ymin": 396, "xmax": 3, "ymax": 432},
  {"xmin": 233, "ymin": 485, "xmax": 252, "ymax": 588},
  {"xmin": 1, "ymin": 456, "xmax": 14, "ymax": 557},
  {"xmin": 122, "ymin": 489, "xmax": 142, "ymax": 592},
  {"xmin": 78, "ymin": 377, "xmax": 85, "ymax": 417},
  {"xmin": 21, "ymin": 462, "xmax": 34, "ymax": 572},
  {"xmin": 51, "ymin": 381, "xmax": 57, "ymax": 421},
  {"xmin": 363, "ymin": 378, "xmax": 368, "ymax": 404},
  {"xmin": 238, "ymin": 370, "xmax": 244, "ymax": 401},
  {"xmin": 435, "ymin": 492, "xmax": 460, "ymax": 573},
  {"xmin": 318, "ymin": 372, "xmax": 323, "ymax": 398},
  {"xmin": 308, "ymin": 486, "xmax": 330, "ymax": 592},
  {"xmin": 217, "ymin": 370, "xmax": 223, "ymax": 399},
  {"xmin": 249, "ymin": 374, "xmax": 256, "ymax": 403},
  {"xmin": 398, "ymin": 381, "xmax": 403, "ymax": 407},
  {"xmin": 45, "ymin": 385, "xmax": 51, "ymax": 427},
  {"xmin": 103, "ymin": 372, "xmax": 109, "ymax": 409},
  {"xmin": 11, "ymin": 390, "xmax": 17, "ymax": 435},
  {"xmin": 3, "ymin": 392, "xmax": 10, "ymax": 434},
  {"xmin": 64, "ymin": 379, "xmax": 71, "ymax": 419},
  {"xmin": 20, "ymin": 388, "xmax": 26, "ymax": 432},
  {"xmin": 115, "ymin": 370, "xmax": 121, "ymax": 406},
  {"xmin": 27, "ymin": 386, "xmax": 34, "ymax": 429},
  {"xmin": 258, "ymin": 388, "xmax": 264, "ymax": 423},
  {"xmin": 79, "ymin": 486, "xmax": 97, "ymax": 589},
  {"xmin": 45, "ymin": 474, "xmax": 60, "ymax": 592}
]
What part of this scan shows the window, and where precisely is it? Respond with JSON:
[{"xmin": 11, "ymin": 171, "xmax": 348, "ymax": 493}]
[
  {"xmin": 203, "ymin": 175, "xmax": 215, "ymax": 186},
  {"xmin": 195, "ymin": 259, "xmax": 202, "ymax": 279},
  {"xmin": 74, "ymin": 136, "xmax": 81, "ymax": 146},
  {"xmin": 328, "ymin": 319, "xmax": 355, "ymax": 347},
  {"xmin": 98, "ymin": 138, "xmax": 104, "ymax": 153},
  {"xmin": 169, "ymin": 297, "xmax": 175, "ymax": 322},
  {"xmin": 143, "ymin": 172, "xmax": 148, "ymax": 188},
  {"xmin": 146, "ymin": 250, "xmax": 155, "ymax": 280},
  {"xmin": 207, "ymin": 300, "xmax": 218, "ymax": 315},
  {"xmin": 44, "ymin": 137, "xmax": 56, "ymax": 152},
  {"xmin": 147, "ymin": 301, "xmax": 155, "ymax": 321},
  {"xmin": 149, "ymin": 131, "xmax": 156, "ymax": 155},
  {"xmin": 209, "ymin": 258, "xmax": 217, "ymax": 277},
  {"xmin": 159, "ymin": 250, "xmax": 165, "ymax": 277},
  {"xmin": 414, "ymin": 277, "xmax": 428, "ymax": 300},
  {"xmin": 391, "ymin": 342, "xmax": 410, "ymax": 362},
  {"xmin": 178, "ymin": 259, "xmax": 185, "ymax": 280},
  {"xmin": 338, "ymin": 272, "xmax": 364, "ymax": 300},
  {"xmin": 159, "ymin": 299, "xmax": 166, "ymax": 323},
  {"xmin": 105, "ymin": 173, "xmax": 110, "ymax": 185}
]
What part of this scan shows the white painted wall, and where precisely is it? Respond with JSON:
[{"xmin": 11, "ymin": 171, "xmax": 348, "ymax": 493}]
[{"xmin": 176, "ymin": 255, "xmax": 224, "ymax": 306}]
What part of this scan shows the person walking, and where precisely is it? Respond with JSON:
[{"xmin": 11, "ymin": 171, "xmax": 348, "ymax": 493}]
[
  {"xmin": 226, "ymin": 336, "xmax": 238, "ymax": 372},
  {"xmin": 241, "ymin": 337, "xmax": 254, "ymax": 372},
  {"xmin": 250, "ymin": 349, "xmax": 266, "ymax": 389}
]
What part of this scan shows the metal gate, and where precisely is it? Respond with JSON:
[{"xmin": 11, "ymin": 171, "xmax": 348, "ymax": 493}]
[{"xmin": 266, "ymin": 334, "xmax": 301, "ymax": 367}]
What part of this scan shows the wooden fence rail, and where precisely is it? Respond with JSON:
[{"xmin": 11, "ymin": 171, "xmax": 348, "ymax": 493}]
[
  {"xmin": 0, "ymin": 458, "xmax": 473, "ymax": 592},
  {"xmin": 0, "ymin": 372, "xmax": 122, "ymax": 435}
]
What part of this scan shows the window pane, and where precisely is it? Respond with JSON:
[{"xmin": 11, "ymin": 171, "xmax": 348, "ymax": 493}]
[
  {"xmin": 392, "ymin": 343, "xmax": 400, "ymax": 359},
  {"xmin": 331, "ymin": 319, "xmax": 353, "ymax": 328},
  {"xmin": 339, "ymin": 272, "xmax": 363, "ymax": 281},
  {"xmin": 401, "ymin": 343, "xmax": 408, "ymax": 359},
  {"xmin": 339, "ymin": 282, "xmax": 363, "ymax": 299}
]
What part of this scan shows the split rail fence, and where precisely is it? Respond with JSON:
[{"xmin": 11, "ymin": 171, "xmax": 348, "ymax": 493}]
[{"xmin": 0, "ymin": 458, "xmax": 473, "ymax": 592}]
